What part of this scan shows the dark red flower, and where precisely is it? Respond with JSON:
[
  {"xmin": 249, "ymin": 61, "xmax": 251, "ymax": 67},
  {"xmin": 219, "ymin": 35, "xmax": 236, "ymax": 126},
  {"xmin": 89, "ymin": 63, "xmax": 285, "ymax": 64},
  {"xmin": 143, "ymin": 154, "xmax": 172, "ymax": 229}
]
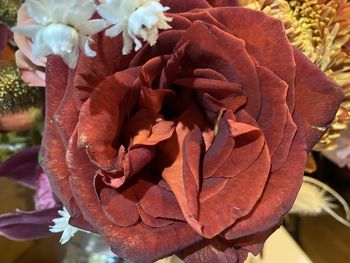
[{"xmin": 41, "ymin": 1, "xmax": 343, "ymax": 262}]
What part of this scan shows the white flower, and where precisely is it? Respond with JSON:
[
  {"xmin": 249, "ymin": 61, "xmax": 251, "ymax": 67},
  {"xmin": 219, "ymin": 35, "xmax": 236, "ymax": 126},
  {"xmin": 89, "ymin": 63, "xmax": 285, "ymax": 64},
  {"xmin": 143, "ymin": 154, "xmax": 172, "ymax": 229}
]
[
  {"xmin": 50, "ymin": 207, "xmax": 88, "ymax": 245},
  {"xmin": 12, "ymin": 0, "xmax": 107, "ymax": 68},
  {"xmin": 97, "ymin": 0, "xmax": 172, "ymax": 55}
]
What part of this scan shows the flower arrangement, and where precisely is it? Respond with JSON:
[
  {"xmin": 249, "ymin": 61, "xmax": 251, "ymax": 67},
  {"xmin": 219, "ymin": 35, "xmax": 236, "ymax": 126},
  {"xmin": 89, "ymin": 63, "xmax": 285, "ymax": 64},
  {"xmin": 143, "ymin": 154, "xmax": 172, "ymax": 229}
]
[{"xmin": 0, "ymin": 0, "xmax": 348, "ymax": 263}]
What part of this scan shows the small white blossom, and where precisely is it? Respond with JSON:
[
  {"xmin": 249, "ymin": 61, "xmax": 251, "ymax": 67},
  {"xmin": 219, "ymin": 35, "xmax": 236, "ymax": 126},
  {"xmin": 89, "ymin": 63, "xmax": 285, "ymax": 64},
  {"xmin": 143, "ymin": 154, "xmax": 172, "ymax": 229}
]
[
  {"xmin": 97, "ymin": 0, "xmax": 172, "ymax": 55},
  {"xmin": 12, "ymin": 0, "xmax": 107, "ymax": 68},
  {"xmin": 50, "ymin": 207, "xmax": 88, "ymax": 245}
]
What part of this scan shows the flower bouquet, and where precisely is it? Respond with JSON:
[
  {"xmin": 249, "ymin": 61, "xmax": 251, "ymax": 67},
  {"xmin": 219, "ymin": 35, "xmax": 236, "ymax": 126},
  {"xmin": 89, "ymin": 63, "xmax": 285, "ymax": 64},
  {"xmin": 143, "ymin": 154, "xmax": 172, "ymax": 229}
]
[{"xmin": 0, "ymin": 0, "xmax": 349, "ymax": 262}]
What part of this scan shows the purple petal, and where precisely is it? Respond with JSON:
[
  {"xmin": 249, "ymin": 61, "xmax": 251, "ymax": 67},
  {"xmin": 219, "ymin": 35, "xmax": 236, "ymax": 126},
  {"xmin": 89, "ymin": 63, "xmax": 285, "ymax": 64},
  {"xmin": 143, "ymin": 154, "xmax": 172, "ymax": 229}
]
[
  {"xmin": 0, "ymin": 207, "xmax": 61, "ymax": 240},
  {"xmin": 0, "ymin": 146, "xmax": 40, "ymax": 189},
  {"xmin": 0, "ymin": 23, "xmax": 9, "ymax": 52},
  {"xmin": 35, "ymin": 172, "xmax": 57, "ymax": 210}
]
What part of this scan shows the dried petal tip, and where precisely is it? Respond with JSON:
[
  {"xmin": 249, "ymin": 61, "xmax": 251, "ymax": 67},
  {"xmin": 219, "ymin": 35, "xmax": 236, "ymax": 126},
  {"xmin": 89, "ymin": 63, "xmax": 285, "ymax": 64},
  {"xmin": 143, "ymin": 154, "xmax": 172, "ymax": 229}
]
[
  {"xmin": 97, "ymin": 0, "xmax": 173, "ymax": 55},
  {"xmin": 12, "ymin": 0, "xmax": 107, "ymax": 68},
  {"xmin": 291, "ymin": 176, "xmax": 350, "ymax": 227}
]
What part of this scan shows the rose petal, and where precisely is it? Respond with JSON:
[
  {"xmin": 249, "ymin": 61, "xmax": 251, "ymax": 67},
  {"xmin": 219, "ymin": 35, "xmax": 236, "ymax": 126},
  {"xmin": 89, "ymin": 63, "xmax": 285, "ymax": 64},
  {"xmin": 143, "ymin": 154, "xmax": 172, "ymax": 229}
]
[
  {"xmin": 224, "ymin": 113, "xmax": 306, "ymax": 241},
  {"xmin": 200, "ymin": 177, "xmax": 228, "ymax": 202},
  {"xmin": 97, "ymin": 182, "xmax": 140, "ymax": 227},
  {"xmin": 174, "ymin": 78, "xmax": 243, "ymax": 101},
  {"xmin": 158, "ymin": 103, "xmax": 205, "ymax": 225},
  {"xmin": 67, "ymin": 131, "xmax": 201, "ymax": 263},
  {"xmin": 77, "ymin": 68, "xmax": 140, "ymax": 170},
  {"xmin": 41, "ymin": 56, "xmax": 78, "ymax": 213},
  {"xmin": 293, "ymin": 47, "xmax": 344, "ymax": 150},
  {"xmin": 53, "ymin": 69, "xmax": 78, "ymax": 147},
  {"xmin": 130, "ymin": 29, "xmax": 185, "ymax": 67},
  {"xmin": 137, "ymin": 204, "xmax": 174, "ymax": 228},
  {"xmin": 179, "ymin": 238, "xmax": 238, "ymax": 263},
  {"xmin": 176, "ymin": 20, "xmax": 261, "ymax": 118},
  {"xmin": 74, "ymin": 33, "xmax": 135, "ymax": 108},
  {"xmin": 100, "ymin": 109, "xmax": 175, "ymax": 188},
  {"xmin": 256, "ymin": 65, "xmax": 289, "ymax": 156},
  {"xmin": 194, "ymin": 143, "xmax": 270, "ymax": 238},
  {"xmin": 182, "ymin": 127, "xmax": 203, "ymax": 220},
  {"xmin": 203, "ymin": 112, "xmax": 264, "ymax": 179},
  {"xmin": 207, "ymin": 7, "xmax": 296, "ymax": 110},
  {"xmin": 270, "ymin": 113, "xmax": 297, "ymax": 172},
  {"xmin": 139, "ymin": 185, "xmax": 186, "ymax": 222}
]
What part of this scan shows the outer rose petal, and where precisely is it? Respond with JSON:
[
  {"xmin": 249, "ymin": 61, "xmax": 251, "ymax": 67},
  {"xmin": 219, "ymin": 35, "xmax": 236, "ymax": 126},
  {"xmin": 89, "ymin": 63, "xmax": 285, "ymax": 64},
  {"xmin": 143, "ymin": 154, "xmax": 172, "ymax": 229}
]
[
  {"xmin": 41, "ymin": 56, "xmax": 78, "ymax": 213},
  {"xmin": 199, "ymin": 7, "xmax": 297, "ymax": 110},
  {"xmin": 224, "ymin": 114, "xmax": 306, "ymax": 246},
  {"xmin": 293, "ymin": 48, "xmax": 344, "ymax": 150}
]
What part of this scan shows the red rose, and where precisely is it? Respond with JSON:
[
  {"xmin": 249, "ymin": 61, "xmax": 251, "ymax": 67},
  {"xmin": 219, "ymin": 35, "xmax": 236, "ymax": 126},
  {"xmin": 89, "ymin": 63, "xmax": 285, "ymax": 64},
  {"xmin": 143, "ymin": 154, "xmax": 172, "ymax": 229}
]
[{"xmin": 41, "ymin": 1, "xmax": 343, "ymax": 262}]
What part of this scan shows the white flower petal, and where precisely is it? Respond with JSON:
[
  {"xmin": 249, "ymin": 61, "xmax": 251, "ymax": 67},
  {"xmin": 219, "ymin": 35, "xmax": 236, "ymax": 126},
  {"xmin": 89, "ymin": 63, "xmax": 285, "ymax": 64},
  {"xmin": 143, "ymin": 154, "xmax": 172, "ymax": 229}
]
[
  {"xmin": 50, "ymin": 207, "xmax": 88, "ymax": 245},
  {"xmin": 14, "ymin": 0, "xmax": 106, "ymax": 68},
  {"xmin": 61, "ymin": 48, "xmax": 79, "ymax": 69},
  {"xmin": 122, "ymin": 30, "xmax": 133, "ymax": 55},
  {"xmin": 60, "ymin": 227, "xmax": 78, "ymax": 244},
  {"xmin": 25, "ymin": 0, "xmax": 50, "ymax": 25},
  {"xmin": 12, "ymin": 24, "xmax": 43, "ymax": 38},
  {"xmin": 106, "ymin": 24, "xmax": 125, "ymax": 37},
  {"xmin": 32, "ymin": 33, "xmax": 51, "ymax": 57},
  {"xmin": 49, "ymin": 0, "xmax": 70, "ymax": 24},
  {"xmin": 67, "ymin": 0, "xmax": 97, "ymax": 26},
  {"xmin": 79, "ymin": 19, "xmax": 107, "ymax": 36},
  {"xmin": 97, "ymin": 4, "xmax": 123, "ymax": 25},
  {"xmin": 81, "ymin": 37, "xmax": 96, "ymax": 57},
  {"xmin": 100, "ymin": 0, "xmax": 172, "ymax": 55}
]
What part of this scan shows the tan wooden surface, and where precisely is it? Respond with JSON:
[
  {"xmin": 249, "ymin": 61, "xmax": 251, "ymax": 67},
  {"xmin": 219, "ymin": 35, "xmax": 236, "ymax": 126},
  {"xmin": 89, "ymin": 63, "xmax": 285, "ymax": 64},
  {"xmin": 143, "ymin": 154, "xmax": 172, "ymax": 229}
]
[
  {"xmin": 0, "ymin": 177, "xmax": 64, "ymax": 263},
  {"xmin": 300, "ymin": 215, "xmax": 350, "ymax": 263}
]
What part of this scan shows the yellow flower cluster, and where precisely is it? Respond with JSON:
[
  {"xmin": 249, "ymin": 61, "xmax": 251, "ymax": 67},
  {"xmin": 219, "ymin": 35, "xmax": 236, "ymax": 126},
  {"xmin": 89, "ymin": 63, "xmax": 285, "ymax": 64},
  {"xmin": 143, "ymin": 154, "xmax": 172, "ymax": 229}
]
[
  {"xmin": 0, "ymin": 63, "xmax": 43, "ymax": 115},
  {"xmin": 0, "ymin": 0, "xmax": 23, "ymax": 26},
  {"xmin": 240, "ymin": 0, "xmax": 350, "ymax": 151}
]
